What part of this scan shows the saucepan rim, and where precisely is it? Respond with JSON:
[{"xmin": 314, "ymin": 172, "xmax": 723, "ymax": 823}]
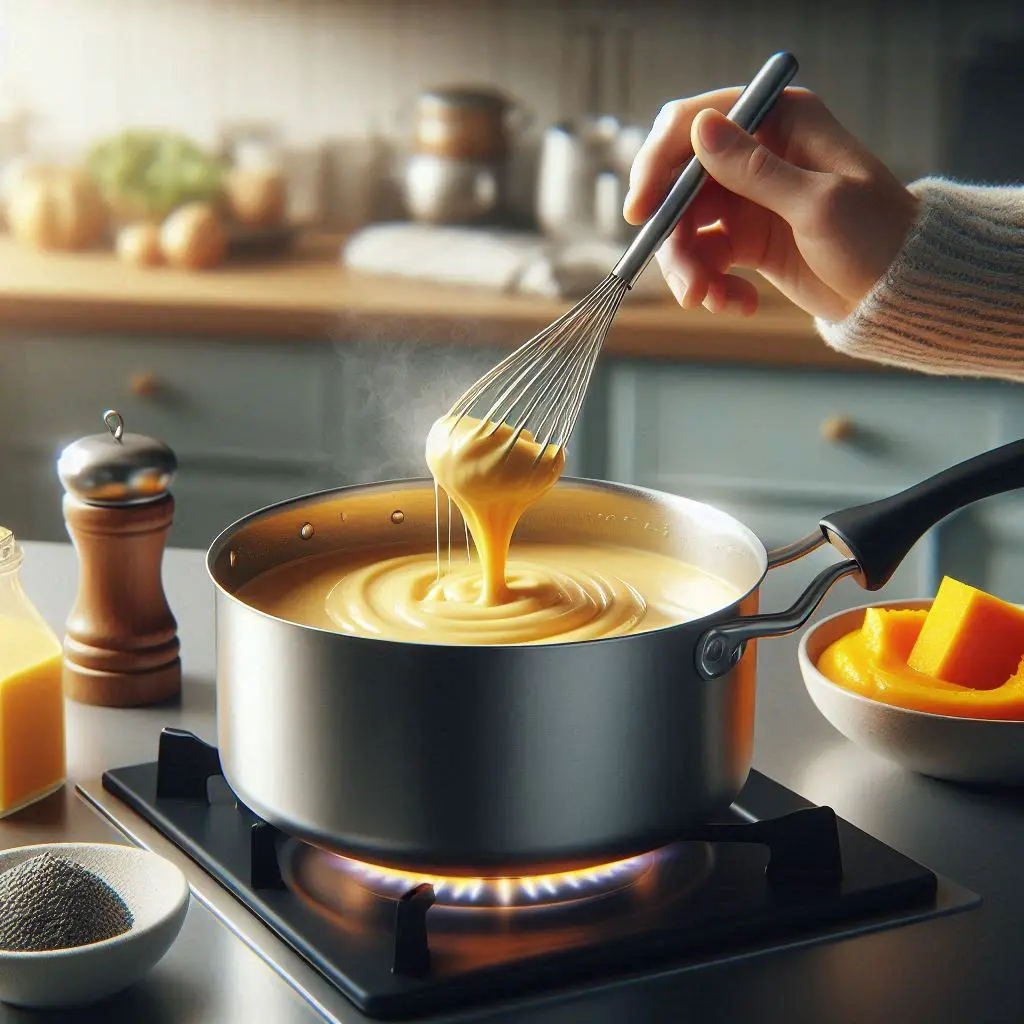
[{"xmin": 205, "ymin": 475, "xmax": 770, "ymax": 652}]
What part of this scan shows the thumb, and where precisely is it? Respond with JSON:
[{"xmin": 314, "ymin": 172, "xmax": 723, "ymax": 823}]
[{"xmin": 691, "ymin": 109, "xmax": 809, "ymax": 220}]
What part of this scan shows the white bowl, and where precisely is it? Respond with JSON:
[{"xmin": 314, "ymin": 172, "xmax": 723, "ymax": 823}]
[
  {"xmin": 0, "ymin": 842, "xmax": 189, "ymax": 1008},
  {"xmin": 799, "ymin": 598, "xmax": 1024, "ymax": 786}
]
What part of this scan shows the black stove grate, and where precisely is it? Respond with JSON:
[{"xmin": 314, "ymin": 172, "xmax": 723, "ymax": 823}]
[{"xmin": 102, "ymin": 728, "xmax": 939, "ymax": 1021}]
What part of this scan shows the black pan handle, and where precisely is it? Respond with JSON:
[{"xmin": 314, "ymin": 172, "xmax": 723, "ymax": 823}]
[
  {"xmin": 821, "ymin": 437, "xmax": 1024, "ymax": 590},
  {"xmin": 696, "ymin": 437, "xmax": 1024, "ymax": 680}
]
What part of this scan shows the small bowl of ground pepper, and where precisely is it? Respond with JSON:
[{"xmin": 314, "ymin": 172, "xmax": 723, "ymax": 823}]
[{"xmin": 0, "ymin": 842, "xmax": 189, "ymax": 1008}]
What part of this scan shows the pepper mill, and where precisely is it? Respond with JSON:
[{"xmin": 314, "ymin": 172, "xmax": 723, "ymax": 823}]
[{"xmin": 57, "ymin": 410, "xmax": 181, "ymax": 707}]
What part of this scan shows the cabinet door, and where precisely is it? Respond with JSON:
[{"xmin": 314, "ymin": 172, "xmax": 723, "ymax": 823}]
[
  {"xmin": 0, "ymin": 449, "xmax": 34, "ymax": 542},
  {"xmin": 606, "ymin": 361, "xmax": 1003, "ymax": 493},
  {"xmin": 0, "ymin": 331, "xmax": 333, "ymax": 463},
  {"xmin": 0, "ymin": 331, "xmax": 334, "ymax": 545},
  {"xmin": 601, "ymin": 359, "xmax": 1013, "ymax": 611},
  {"xmin": 163, "ymin": 463, "xmax": 329, "ymax": 551}
]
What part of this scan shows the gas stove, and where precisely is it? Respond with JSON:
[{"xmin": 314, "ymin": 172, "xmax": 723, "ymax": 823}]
[{"xmin": 73, "ymin": 727, "xmax": 976, "ymax": 1021}]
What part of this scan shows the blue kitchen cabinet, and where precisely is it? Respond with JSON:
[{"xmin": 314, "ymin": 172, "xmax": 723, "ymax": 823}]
[
  {"xmin": 0, "ymin": 329, "xmax": 337, "ymax": 549},
  {"xmin": 599, "ymin": 359, "xmax": 1020, "ymax": 607},
  {"xmin": 933, "ymin": 496, "xmax": 1024, "ymax": 605},
  {"xmin": 0, "ymin": 332, "xmax": 334, "ymax": 462},
  {"xmin": 168, "ymin": 461, "xmax": 329, "ymax": 549},
  {"xmin": 2, "ymin": 331, "xmax": 1020, "ymax": 588},
  {"xmin": 976, "ymin": 500, "xmax": 1024, "ymax": 604}
]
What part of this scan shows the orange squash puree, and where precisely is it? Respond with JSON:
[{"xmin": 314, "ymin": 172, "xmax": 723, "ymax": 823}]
[
  {"xmin": 817, "ymin": 606, "xmax": 1024, "ymax": 720},
  {"xmin": 861, "ymin": 606, "xmax": 926, "ymax": 665}
]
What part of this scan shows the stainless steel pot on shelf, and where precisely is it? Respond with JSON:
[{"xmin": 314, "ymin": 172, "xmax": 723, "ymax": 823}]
[
  {"xmin": 207, "ymin": 440, "xmax": 1024, "ymax": 871},
  {"xmin": 402, "ymin": 153, "xmax": 504, "ymax": 225},
  {"xmin": 399, "ymin": 86, "xmax": 528, "ymax": 225}
]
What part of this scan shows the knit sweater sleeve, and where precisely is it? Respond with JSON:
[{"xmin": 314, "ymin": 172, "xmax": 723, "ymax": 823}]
[{"xmin": 814, "ymin": 178, "xmax": 1024, "ymax": 382}]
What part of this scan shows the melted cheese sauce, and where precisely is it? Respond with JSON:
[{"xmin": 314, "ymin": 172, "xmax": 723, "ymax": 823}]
[
  {"xmin": 235, "ymin": 413, "xmax": 740, "ymax": 645},
  {"xmin": 238, "ymin": 542, "xmax": 737, "ymax": 645},
  {"xmin": 425, "ymin": 415, "xmax": 565, "ymax": 605}
]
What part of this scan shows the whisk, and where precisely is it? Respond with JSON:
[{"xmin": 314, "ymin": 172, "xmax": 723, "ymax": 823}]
[{"xmin": 447, "ymin": 52, "xmax": 799, "ymax": 460}]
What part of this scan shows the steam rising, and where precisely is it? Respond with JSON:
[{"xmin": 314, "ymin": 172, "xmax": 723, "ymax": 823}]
[{"xmin": 333, "ymin": 340, "xmax": 502, "ymax": 483}]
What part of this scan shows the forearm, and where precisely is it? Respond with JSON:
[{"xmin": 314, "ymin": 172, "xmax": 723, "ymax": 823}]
[{"xmin": 815, "ymin": 178, "xmax": 1024, "ymax": 382}]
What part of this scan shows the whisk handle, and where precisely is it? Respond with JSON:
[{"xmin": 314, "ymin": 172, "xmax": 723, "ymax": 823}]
[{"xmin": 611, "ymin": 51, "xmax": 799, "ymax": 288}]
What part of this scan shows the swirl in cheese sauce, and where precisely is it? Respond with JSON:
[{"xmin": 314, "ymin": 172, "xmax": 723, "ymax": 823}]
[{"xmin": 235, "ymin": 413, "xmax": 739, "ymax": 645}]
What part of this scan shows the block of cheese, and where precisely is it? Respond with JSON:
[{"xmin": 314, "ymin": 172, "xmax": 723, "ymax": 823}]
[
  {"xmin": 0, "ymin": 617, "xmax": 66, "ymax": 816},
  {"xmin": 907, "ymin": 577, "xmax": 1024, "ymax": 690}
]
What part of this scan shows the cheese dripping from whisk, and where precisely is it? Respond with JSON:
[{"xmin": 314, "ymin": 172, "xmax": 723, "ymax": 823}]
[{"xmin": 425, "ymin": 414, "xmax": 565, "ymax": 605}]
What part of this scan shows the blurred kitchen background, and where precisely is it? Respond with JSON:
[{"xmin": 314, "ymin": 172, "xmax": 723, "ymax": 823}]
[
  {"xmin": 3, "ymin": 0, "xmax": 1023, "ymax": 194},
  {"xmin": 1, "ymin": 0, "xmax": 1022, "ymax": 609}
]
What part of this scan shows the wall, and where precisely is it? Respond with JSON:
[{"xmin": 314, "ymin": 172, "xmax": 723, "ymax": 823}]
[{"xmin": 1, "ymin": 0, "xmax": 1021, "ymax": 215}]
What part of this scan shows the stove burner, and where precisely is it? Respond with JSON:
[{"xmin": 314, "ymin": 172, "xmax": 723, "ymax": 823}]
[
  {"xmin": 327, "ymin": 851, "xmax": 658, "ymax": 909},
  {"xmin": 91, "ymin": 728, "xmax": 956, "ymax": 1022}
]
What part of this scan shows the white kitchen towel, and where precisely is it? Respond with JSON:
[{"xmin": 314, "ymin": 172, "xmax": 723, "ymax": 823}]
[{"xmin": 341, "ymin": 222, "xmax": 667, "ymax": 300}]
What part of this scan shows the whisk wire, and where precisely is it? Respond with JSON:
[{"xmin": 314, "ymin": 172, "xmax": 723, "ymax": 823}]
[
  {"xmin": 448, "ymin": 297, "xmax": 586, "ymax": 424},
  {"xmin": 525, "ymin": 330, "xmax": 593, "ymax": 447},
  {"xmin": 553, "ymin": 291, "xmax": 622, "ymax": 447},
  {"xmin": 485, "ymin": 278, "xmax": 614, "ymax": 434},
  {"xmin": 488, "ymin": 329, "xmax": 574, "ymax": 444},
  {"xmin": 524, "ymin": 312, "xmax": 604, "ymax": 454},
  {"xmin": 506, "ymin": 279, "xmax": 617, "ymax": 454},
  {"xmin": 500, "ymin": 318, "xmax": 597, "ymax": 453},
  {"xmin": 525, "ymin": 278, "xmax": 625, "ymax": 458},
  {"xmin": 445, "ymin": 275, "xmax": 627, "ymax": 464}
]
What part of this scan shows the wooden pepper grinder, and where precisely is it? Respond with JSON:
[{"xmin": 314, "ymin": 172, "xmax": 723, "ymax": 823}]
[{"xmin": 57, "ymin": 409, "xmax": 181, "ymax": 707}]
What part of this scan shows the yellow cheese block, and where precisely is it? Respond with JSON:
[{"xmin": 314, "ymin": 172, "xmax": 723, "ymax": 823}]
[
  {"xmin": 0, "ymin": 616, "xmax": 66, "ymax": 816},
  {"xmin": 907, "ymin": 577, "xmax": 1024, "ymax": 690}
]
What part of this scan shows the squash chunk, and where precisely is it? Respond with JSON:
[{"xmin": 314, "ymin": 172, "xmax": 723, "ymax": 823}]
[
  {"xmin": 908, "ymin": 577, "xmax": 1024, "ymax": 689},
  {"xmin": 861, "ymin": 607, "xmax": 928, "ymax": 664}
]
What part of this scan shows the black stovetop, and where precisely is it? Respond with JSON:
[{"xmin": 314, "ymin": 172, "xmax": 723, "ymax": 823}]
[{"xmin": 102, "ymin": 728, "xmax": 940, "ymax": 1021}]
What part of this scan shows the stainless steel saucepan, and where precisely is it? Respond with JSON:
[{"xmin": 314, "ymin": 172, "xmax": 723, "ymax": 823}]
[{"xmin": 207, "ymin": 439, "xmax": 1024, "ymax": 870}]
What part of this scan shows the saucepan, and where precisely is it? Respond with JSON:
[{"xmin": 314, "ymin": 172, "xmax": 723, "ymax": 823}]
[{"xmin": 207, "ymin": 439, "xmax": 1024, "ymax": 870}]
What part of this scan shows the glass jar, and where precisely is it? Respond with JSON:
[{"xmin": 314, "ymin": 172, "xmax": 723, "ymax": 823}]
[{"xmin": 0, "ymin": 526, "xmax": 66, "ymax": 816}]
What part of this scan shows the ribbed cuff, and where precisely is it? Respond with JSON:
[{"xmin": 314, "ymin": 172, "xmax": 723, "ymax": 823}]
[{"xmin": 815, "ymin": 177, "xmax": 1024, "ymax": 382}]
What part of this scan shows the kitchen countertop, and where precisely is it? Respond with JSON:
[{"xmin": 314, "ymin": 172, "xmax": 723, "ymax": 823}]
[
  {"xmin": 0, "ymin": 233, "xmax": 868, "ymax": 369},
  {"xmin": 4, "ymin": 541, "xmax": 1024, "ymax": 1023}
]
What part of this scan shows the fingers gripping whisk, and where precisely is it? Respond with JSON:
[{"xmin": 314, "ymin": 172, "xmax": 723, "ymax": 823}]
[
  {"xmin": 445, "ymin": 54, "xmax": 797, "ymax": 463},
  {"xmin": 447, "ymin": 275, "xmax": 627, "ymax": 460}
]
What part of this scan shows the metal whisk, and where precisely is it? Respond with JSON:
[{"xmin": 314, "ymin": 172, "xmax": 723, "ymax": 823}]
[{"xmin": 447, "ymin": 52, "xmax": 799, "ymax": 459}]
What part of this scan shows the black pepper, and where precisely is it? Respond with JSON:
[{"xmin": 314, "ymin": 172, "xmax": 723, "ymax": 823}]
[{"xmin": 0, "ymin": 853, "xmax": 134, "ymax": 952}]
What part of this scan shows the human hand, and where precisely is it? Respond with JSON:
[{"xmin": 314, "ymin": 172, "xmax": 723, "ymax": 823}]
[{"xmin": 623, "ymin": 88, "xmax": 920, "ymax": 321}]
